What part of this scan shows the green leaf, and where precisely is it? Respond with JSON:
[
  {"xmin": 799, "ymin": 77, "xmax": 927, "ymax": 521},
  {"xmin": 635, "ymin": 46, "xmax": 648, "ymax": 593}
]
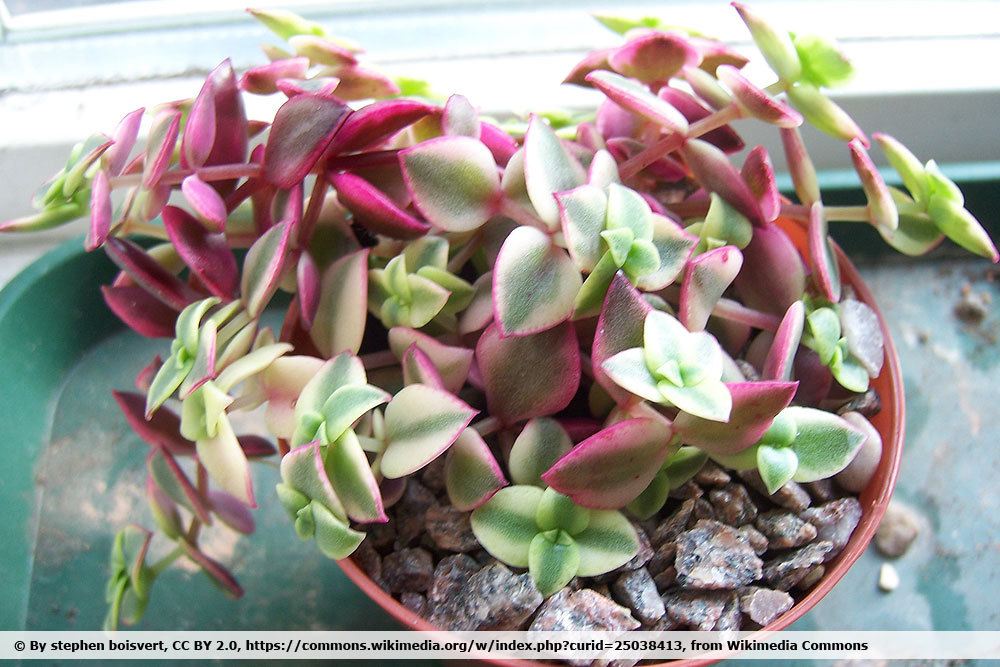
[
  {"xmin": 508, "ymin": 418, "xmax": 573, "ymax": 487},
  {"xmin": 280, "ymin": 441, "xmax": 347, "ymax": 520},
  {"xmin": 240, "ymin": 222, "xmax": 292, "ymax": 318},
  {"xmin": 733, "ymin": 2, "xmax": 801, "ymax": 82},
  {"xmin": 321, "ymin": 384, "xmax": 391, "ymax": 443},
  {"xmin": 417, "ymin": 266, "xmax": 475, "ymax": 315},
  {"xmin": 601, "ymin": 347, "xmax": 662, "ymax": 403},
  {"xmin": 403, "ymin": 235, "xmax": 449, "ymax": 271},
  {"xmin": 702, "ymin": 194, "xmax": 753, "ymax": 250},
  {"xmin": 529, "ymin": 530, "xmax": 580, "ymax": 597},
  {"xmin": 312, "ymin": 249, "xmax": 370, "ymax": 357},
  {"xmin": 248, "ymin": 8, "xmax": 326, "ymax": 40},
  {"xmin": 324, "ymin": 428, "xmax": 385, "ymax": 523},
  {"xmin": 312, "ymin": 501, "xmax": 366, "ymax": 559},
  {"xmin": 400, "ymin": 136, "xmax": 501, "ymax": 232},
  {"xmin": 535, "ymin": 488, "xmax": 590, "ymax": 536},
  {"xmin": 176, "ymin": 297, "xmax": 220, "ymax": 354},
  {"xmin": 792, "ymin": 33, "xmax": 853, "ymax": 88},
  {"xmin": 927, "ymin": 194, "xmax": 999, "ymax": 261},
  {"xmin": 605, "ymin": 183, "xmax": 652, "ymax": 240},
  {"xmin": 662, "ymin": 446, "xmax": 708, "ymax": 489},
  {"xmin": 756, "ymin": 444, "xmax": 798, "ymax": 494},
  {"xmin": 636, "ymin": 214, "xmax": 697, "ymax": 291},
  {"xmin": 444, "ymin": 428, "xmax": 507, "ymax": 511},
  {"xmin": 523, "ymin": 115, "xmax": 586, "ymax": 230},
  {"xmin": 196, "ymin": 415, "xmax": 254, "ymax": 506},
  {"xmin": 380, "ymin": 384, "xmax": 477, "ymax": 478},
  {"xmin": 785, "ymin": 406, "xmax": 865, "ymax": 482},
  {"xmin": 180, "ymin": 381, "xmax": 233, "ymax": 441},
  {"xmin": 829, "ymin": 343, "xmax": 870, "ymax": 393},
  {"xmin": 494, "ymin": 225, "xmax": 582, "ymax": 336},
  {"xmin": 573, "ymin": 251, "xmax": 620, "ymax": 319},
  {"xmin": 622, "ymin": 239, "xmax": 661, "ymax": 280},
  {"xmin": 626, "ymin": 471, "xmax": 670, "ymax": 520},
  {"xmin": 873, "ymin": 135, "xmax": 930, "ymax": 205},
  {"xmin": 145, "ymin": 352, "xmax": 189, "ymax": 417},
  {"xmin": 877, "ymin": 189, "xmax": 943, "ymax": 256},
  {"xmin": 295, "ymin": 353, "xmax": 367, "ymax": 422},
  {"xmin": 658, "ymin": 379, "xmax": 732, "ymax": 423},
  {"xmin": 601, "ymin": 228, "xmax": 635, "ymax": 267},
  {"xmin": 643, "ymin": 309, "xmax": 688, "ymax": 371},
  {"xmin": 214, "ymin": 342, "xmax": 292, "ymax": 393},
  {"xmin": 471, "ymin": 485, "xmax": 545, "ymax": 567},
  {"xmin": 786, "ymin": 83, "xmax": 864, "ymax": 143},
  {"xmin": 399, "ymin": 273, "xmax": 451, "ymax": 327},
  {"xmin": 806, "ymin": 307, "xmax": 841, "ymax": 364},
  {"xmin": 573, "ymin": 510, "xmax": 639, "ymax": 577},
  {"xmin": 557, "ymin": 184, "xmax": 607, "ymax": 272}
]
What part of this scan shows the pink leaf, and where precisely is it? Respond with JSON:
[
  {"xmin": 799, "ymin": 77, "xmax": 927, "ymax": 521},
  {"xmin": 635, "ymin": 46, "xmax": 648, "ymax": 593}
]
[
  {"xmin": 329, "ymin": 99, "xmax": 436, "ymax": 154},
  {"xmin": 162, "ymin": 205, "xmax": 238, "ymax": 298},
  {"xmin": 86, "ymin": 169, "xmax": 112, "ymax": 251},
  {"xmin": 658, "ymin": 87, "xmax": 744, "ymax": 154},
  {"xmin": 479, "ymin": 121, "xmax": 518, "ymax": 167},
  {"xmin": 105, "ymin": 107, "xmax": 145, "ymax": 176},
  {"xmin": 592, "ymin": 272, "xmax": 652, "ymax": 405},
  {"xmin": 296, "ymin": 251, "xmax": 321, "ymax": 331},
  {"xmin": 180, "ymin": 541, "xmax": 243, "ymax": 598},
  {"xmin": 476, "ymin": 321, "xmax": 580, "ymax": 425},
  {"xmin": 741, "ymin": 145, "xmax": 780, "ymax": 223},
  {"xmin": 608, "ymin": 32, "xmax": 701, "ymax": 83},
  {"xmin": 807, "ymin": 202, "xmax": 842, "ymax": 302},
  {"xmin": 104, "ymin": 238, "xmax": 200, "ymax": 310},
  {"xmin": 182, "ymin": 74, "xmax": 218, "ymax": 168},
  {"xmin": 102, "ymin": 285, "xmax": 178, "ymax": 338},
  {"xmin": 762, "ymin": 301, "xmax": 805, "ymax": 381},
  {"xmin": 587, "ymin": 70, "xmax": 689, "ymax": 134},
  {"xmin": 716, "ymin": 64, "xmax": 802, "ymax": 128},
  {"xmin": 596, "ymin": 99, "xmax": 643, "ymax": 141},
  {"xmin": 240, "ymin": 57, "xmax": 310, "ymax": 95},
  {"xmin": 241, "ymin": 221, "xmax": 294, "ymax": 317},
  {"xmin": 263, "ymin": 94, "xmax": 352, "ymax": 189},
  {"xmin": 204, "ymin": 60, "xmax": 248, "ymax": 195},
  {"xmin": 329, "ymin": 65, "xmax": 400, "ymax": 100},
  {"xmin": 401, "ymin": 343, "xmax": 446, "ymax": 390},
  {"xmin": 673, "ymin": 381, "xmax": 798, "ymax": 456},
  {"xmin": 142, "ymin": 110, "xmax": 181, "ymax": 188},
  {"xmin": 208, "ymin": 490, "xmax": 255, "ymax": 534},
  {"xmin": 114, "ymin": 391, "xmax": 194, "ymax": 457},
  {"xmin": 181, "ymin": 175, "xmax": 228, "ymax": 231},
  {"xmin": 238, "ymin": 435, "xmax": 277, "ymax": 458},
  {"xmin": 848, "ymin": 138, "xmax": 897, "ymax": 230},
  {"xmin": 780, "ymin": 127, "xmax": 820, "ymax": 206},
  {"xmin": 733, "ymin": 222, "xmax": 807, "ymax": 314},
  {"xmin": 542, "ymin": 417, "xmax": 674, "ymax": 509},
  {"xmin": 277, "ymin": 77, "xmax": 341, "ymax": 99},
  {"xmin": 681, "ymin": 138, "xmax": 762, "ymax": 225},
  {"xmin": 679, "ymin": 245, "xmax": 744, "ymax": 331},
  {"xmin": 329, "ymin": 172, "xmax": 430, "ymax": 239},
  {"xmin": 146, "ymin": 449, "xmax": 213, "ymax": 523},
  {"xmin": 563, "ymin": 48, "xmax": 613, "ymax": 87}
]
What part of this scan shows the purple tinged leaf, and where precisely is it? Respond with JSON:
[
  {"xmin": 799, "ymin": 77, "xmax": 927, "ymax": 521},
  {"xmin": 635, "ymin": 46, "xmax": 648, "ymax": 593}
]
[
  {"xmin": 147, "ymin": 475, "xmax": 183, "ymax": 539},
  {"xmin": 238, "ymin": 434, "xmax": 277, "ymax": 458},
  {"xmin": 458, "ymin": 272, "xmax": 494, "ymax": 335},
  {"xmin": 86, "ymin": 169, "xmax": 112, "ymax": 251},
  {"xmin": 681, "ymin": 139, "xmax": 763, "ymax": 226},
  {"xmin": 310, "ymin": 249, "xmax": 369, "ymax": 356},
  {"xmin": 691, "ymin": 36, "xmax": 750, "ymax": 72},
  {"xmin": 296, "ymin": 252, "xmax": 321, "ymax": 331},
  {"xmin": 326, "ymin": 429, "xmax": 387, "ymax": 523},
  {"xmin": 208, "ymin": 490, "xmax": 255, "ymax": 534},
  {"xmin": 780, "ymin": 126, "xmax": 820, "ymax": 206},
  {"xmin": 113, "ymin": 391, "xmax": 194, "ymax": 456},
  {"xmin": 240, "ymin": 57, "xmax": 311, "ymax": 95},
  {"xmin": 387, "ymin": 327, "xmax": 474, "ymax": 394},
  {"xmin": 716, "ymin": 65, "xmax": 802, "ymax": 127},
  {"xmin": 442, "ymin": 94, "xmax": 481, "ymax": 139},
  {"xmin": 182, "ymin": 76, "xmax": 217, "ymax": 168},
  {"xmin": 734, "ymin": 222, "xmax": 806, "ymax": 315},
  {"xmin": 792, "ymin": 347, "xmax": 834, "ymax": 406},
  {"xmin": 542, "ymin": 417, "xmax": 674, "ymax": 510},
  {"xmin": 679, "ymin": 245, "xmax": 743, "ymax": 331},
  {"xmin": 288, "ymin": 34, "xmax": 357, "ymax": 67},
  {"xmin": 181, "ymin": 175, "xmax": 227, "ymax": 231},
  {"xmin": 596, "ymin": 99, "xmax": 643, "ymax": 141},
  {"xmin": 329, "ymin": 99, "xmax": 435, "ymax": 154},
  {"xmin": 608, "ymin": 32, "xmax": 701, "ymax": 83},
  {"xmin": 741, "ymin": 145, "xmax": 780, "ymax": 223},
  {"xmin": 147, "ymin": 448, "xmax": 212, "ymax": 523},
  {"xmin": 281, "ymin": 442, "xmax": 347, "ymax": 519},
  {"xmin": 674, "ymin": 380, "xmax": 798, "ymax": 456},
  {"xmin": 162, "ymin": 206, "xmax": 238, "ymax": 298},
  {"xmin": 586, "ymin": 70, "xmax": 689, "ymax": 134},
  {"xmin": 762, "ymin": 301, "xmax": 805, "ymax": 381},
  {"xmin": 592, "ymin": 272, "xmax": 652, "ymax": 405},
  {"xmin": 399, "ymin": 136, "xmax": 501, "ymax": 232},
  {"xmin": 479, "ymin": 121, "xmax": 518, "ymax": 166},
  {"xmin": 328, "ymin": 65, "xmax": 400, "ymax": 100},
  {"xmin": 180, "ymin": 541, "xmax": 243, "ymax": 598},
  {"xmin": 263, "ymin": 94, "xmax": 351, "ymax": 189},
  {"xmin": 682, "ymin": 65, "xmax": 732, "ymax": 110},
  {"xmin": 203, "ymin": 60, "xmax": 248, "ymax": 194},
  {"xmin": 142, "ymin": 110, "xmax": 181, "ymax": 188},
  {"xmin": 276, "ymin": 77, "xmax": 341, "ymax": 99},
  {"xmin": 564, "ymin": 48, "xmax": 613, "ymax": 87},
  {"xmin": 105, "ymin": 108, "xmax": 144, "ymax": 176},
  {"xmin": 848, "ymin": 138, "xmax": 898, "ymax": 231},
  {"xmin": 104, "ymin": 238, "xmax": 200, "ymax": 310},
  {"xmin": 241, "ymin": 221, "xmax": 293, "ymax": 317},
  {"xmin": 329, "ymin": 172, "xmax": 430, "ymax": 239},
  {"xmin": 476, "ymin": 321, "xmax": 581, "ymax": 425},
  {"xmin": 401, "ymin": 343, "xmax": 445, "ymax": 389},
  {"xmin": 135, "ymin": 355, "xmax": 163, "ymax": 393},
  {"xmin": 493, "ymin": 226, "xmax": 581, "ymax": 337},
  {"xmin": 807, "ymin": 202, "xmax": 842, "ymax": 302},
  {"xmin": 445, "ymin": 428, "xmax": 507, "ymax": 511},
  {"xmin": 658, "ymin": 87, "xmax": 744, "ymax": 154},
  {"xmin": 102, "ymin": 285, "xmax": 178, "ymax": 338}
]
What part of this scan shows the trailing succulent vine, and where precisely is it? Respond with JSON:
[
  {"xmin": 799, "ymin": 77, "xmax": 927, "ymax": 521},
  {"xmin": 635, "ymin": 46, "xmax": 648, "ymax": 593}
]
[{"xmin": 3, "ymin": 4, "xmax": 995, "ymax": 629}]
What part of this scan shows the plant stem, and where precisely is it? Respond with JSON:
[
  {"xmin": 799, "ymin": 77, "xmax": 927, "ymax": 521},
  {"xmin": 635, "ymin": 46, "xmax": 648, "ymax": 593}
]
[
  {"xmin": 472, "ymin": 416, "xmax": 502, "ymax": 438},
  {"xmin": 109, "ymin": 163, "xmax": 262, "ymax": 190},
  {"xmin": 780, "ymin": 203, "xmax": 871, "ymax": 223},
  {"xmin": 150, "ymin": 545, "xmax": 185, "ymax": 576},
  {"xmin": 360, "ymin": 349, "xmax": 398, "ymax": 371},
  {"xmin": 298, "ymin": 176, "xmax": 329, "ymax": 247},
  {"xmin": 499, "ymin": 197, "xmax": 550, "ymax": 233},
  {"xmin": 447, "ymin": 229, "xmax": 484, "ymax": 273},
  {"xmin": 712, "ymin": 297, "xmax": 781, "ymax": 332},
  {"xmin": 123, "ymin": 220, "xmax": 170, "ymax": 240}
]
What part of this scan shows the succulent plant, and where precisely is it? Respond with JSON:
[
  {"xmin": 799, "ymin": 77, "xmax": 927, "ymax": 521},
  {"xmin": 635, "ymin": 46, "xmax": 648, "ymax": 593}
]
[{"xmin": 4, "ymin": 2, "xmax": 995, "ymax": 627}]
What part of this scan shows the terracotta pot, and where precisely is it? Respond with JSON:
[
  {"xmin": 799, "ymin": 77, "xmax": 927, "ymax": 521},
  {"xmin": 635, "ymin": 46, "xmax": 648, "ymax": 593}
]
[{"xmin": 336, "ymin": 216, "xmax": 905, "ymax": 667}]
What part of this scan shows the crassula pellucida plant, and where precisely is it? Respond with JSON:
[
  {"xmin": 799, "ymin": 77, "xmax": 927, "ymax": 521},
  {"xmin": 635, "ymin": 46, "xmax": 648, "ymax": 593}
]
[{"xmin": 3, "ymin": 3, "xmax": 997, "ymax": 623}]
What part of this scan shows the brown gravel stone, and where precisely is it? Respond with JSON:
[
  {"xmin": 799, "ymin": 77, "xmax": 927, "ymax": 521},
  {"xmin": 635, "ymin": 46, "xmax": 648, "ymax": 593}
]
[
  {"xmin": 611, "ymin": 569, "xmax": 665, "ymax": 624},
  {"xmin": 762, "ymin": 542, "xmax": 833, "ymax": 590},
  {"xmin": 739, "ymin": 586, "xmax": 794, "ymax": 625},
  {"xmin": 382, "ymin": 547, "xmax": 434, "ymax": 593},
  {"xmin": 738, "ymin": 470, "xmax": 811, "ymax": 512},
  {"xmin": 428, "ymin": 554, "xmax": 480, "ymax": 607},
  {"xmin": 420, "ymin": 458, "xmax": 446, "ymax": 493},
  {"xmin": 366, "ymin": 521, "xmax": 397, "ymax": 551},
  {"xmin": 661, "ymin": 590, "xmax": 731, "ymax": 630},
  {"xmin": 794, "ymin": 565, "xmax": 826, "ymax": 591},
  {"xmin": 713, "ymin": 592, "xmax": 742, "ymax": 630},
  {"xmin": 401, "ymin": 592, "xmax": 428, "ymax": 616},
  {"xmin": 653, "ymin": 566, "xmax": 677, "ymax": 591},
  {"xmin": 693, "ymin": 498, "xmax": 716, "ymax": 521},
  {"xmin": 425, "ymin": 504, "xmax": 478, "ymax": 552},
  {"xmin": 736, "ymin": 525, "xmax": 769, "ymax": 555},
  {"xmin": 708, "ymin": 483, "xmax": 759, "ymax": 526},
  {"xmin": 651, "ymin": 500, "xmax": 695, "ymax": 547},
  {"xmin": 803, "ymin": 479, "xmax": 837, "ymax": 503},
  {"xmin": 874, "ymin": 502, "xmax": 921, "ymax": 558},
  {"xmin": 624, "ymin": 526, "xmax": 654, "ymax": 571},
  {"xmin": 755, "ymin": 510, "xmax": 818, "ymax": 549},
  {"xmin": 695, "ymin": 462, "xmax": 732, "ymax": 487},
  {"xmin": 431, "ymin": 562, "xmax": 542, "ymax": 631},
  {"xmin": 800, "ymin": 498, "xmax": 862, "ymax": 560},
  {"xmin": 394, "ymin": 481, "xmax": 437, "ymax": 547},
  {"xmin": 836, "ymin": 389, "xmax": 881, "ymax": 418},
  {"xmin": 353, "ymin": 541, "xmax": 383, "ymax": 584},
  {"xmin": 668, "ymin": 480, "xmax": 704, "ymax": 500},
  {"xmin": 647, "ymin": 543, "xmax": 676, "ymax": 576},
  {"xmin": 530, "ymin": 588, "xmax": 640, "ymax": 632},
  {"xmin": 674, "ymin": 520, "xmax": 763, "ymax": 590}
]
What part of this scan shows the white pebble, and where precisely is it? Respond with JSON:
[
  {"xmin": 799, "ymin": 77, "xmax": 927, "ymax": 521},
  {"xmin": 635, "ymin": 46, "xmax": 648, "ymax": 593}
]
[{"xmin": 878, "ymin": 563, "xmax": 899, "ymax": 592}]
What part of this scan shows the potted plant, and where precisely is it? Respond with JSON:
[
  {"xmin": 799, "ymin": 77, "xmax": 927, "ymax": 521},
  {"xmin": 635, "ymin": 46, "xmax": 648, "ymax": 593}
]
[{"xmin": 2, "ymin": 1, "xmax": 993, "ymax": 657}]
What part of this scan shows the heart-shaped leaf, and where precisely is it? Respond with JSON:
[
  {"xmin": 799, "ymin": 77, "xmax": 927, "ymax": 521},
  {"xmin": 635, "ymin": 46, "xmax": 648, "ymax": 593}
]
[
  {"xmin": 325, "ymin": 428, "xmax": 386, "ymax": 523},
  {"xmin": 608, "ymin": 32, "xmax": 700, "ymax": 83},
  {"xmin": 543, "ymin": 417, "xmax": 674, "ymax": 509},
  {"xmin": 762, "ymin": 301, "xmax": 805, "ymax": 381},
  {"xmin": 586, "ymin": 71, "xmax": 689, "ymax": 134},
  {"xmin": 380, "ymin": 384, "xmax": 477, "ymax": 479},
  {"xmin": 679, "ymin": 245, "xmax": 743, "ymax": 331},
  {"xmin": 785, "ymin": 406, "xmax": 865, "ymax": 482},
  {"xmin": 311, "ymin": 248, "xmax": 369, "ymax": 356},
  {"xmin": 509, "ymin": 417, "xmax": 574, "ymax": 487},
  {"xmin": 330, "ymin": 172, "xmax": 430, "ymax": 239},
  {"xmin": 388, "ymin": 327, "xmax": 474, "ymax": 394},
  {"xmin": 400, "ymin": 136, "xmax": 501, "ymax": 232},
  {"xmin": 523, "ymin": 115, "xmax": 587, "ymax": 229},
  {"xmin": 163, "ymin": 206, "xmax": 238, "ymax": 298},
  {"xmin": 280, "ymin": 442, "xmax": 347, "ymax": 520},
  {"xmin": 756, "ymin": 444, "xmax": 799, "ymax": 494},
  {"xmin": 471, "ymin": 485, "xmax": 544, "ymax": 567},
  {"xmin": 476, "ymin": 321, "xmax": 581, "ymax": 425},
  {"xmin": 263, "ymin": 94, "xmax": 351, "ymax": 189},
  {"xmin": 494, "ymin": 225, "xmax": 581, "ymax": 336},
  {"xmin": 445, "ymin": 428, "xmax": 507, "ymax": 511},
  {"xmin": 529, "ymin": 530, "xmax": 580, "ymax": 596},
  {"xmin": 573, "ymin": 509, "xmax": 639, "ymax": 577}
]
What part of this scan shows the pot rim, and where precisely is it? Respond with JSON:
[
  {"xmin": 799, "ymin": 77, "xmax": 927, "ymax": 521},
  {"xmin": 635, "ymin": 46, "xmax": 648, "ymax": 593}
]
[{"xmin": 336, "ymin": 217, "xmax": 905, "ymax": 667}]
